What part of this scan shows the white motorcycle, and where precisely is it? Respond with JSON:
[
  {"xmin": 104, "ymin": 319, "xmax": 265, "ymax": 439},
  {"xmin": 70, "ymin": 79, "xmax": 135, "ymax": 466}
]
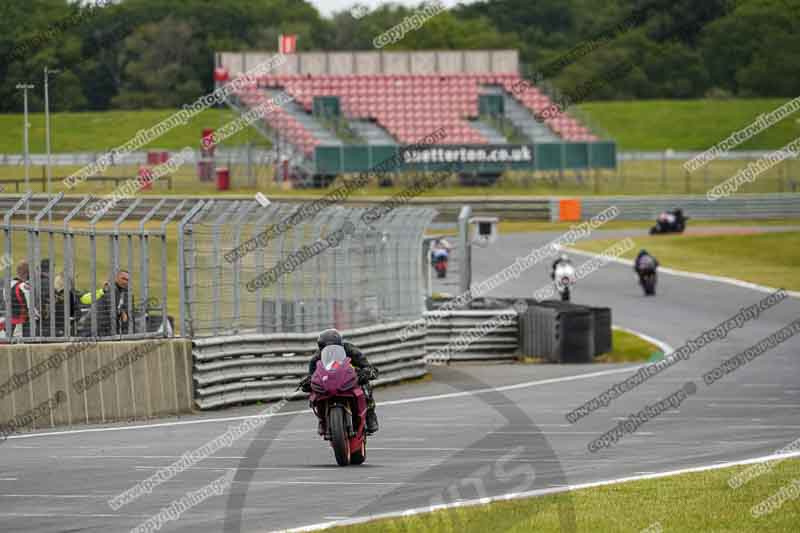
[{"xmin": 553, "ymin": 261, "xmax": 576, "ymax": 302}]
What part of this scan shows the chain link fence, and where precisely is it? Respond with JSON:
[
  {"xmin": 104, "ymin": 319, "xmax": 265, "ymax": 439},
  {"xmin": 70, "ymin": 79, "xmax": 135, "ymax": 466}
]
[
  {"xmin": 180, "ymin": 200, "xmax": 436, "ymax": 337},
  {"xmin": 1, "ymin": 193, "xmax": 183, "ymax": 342}
]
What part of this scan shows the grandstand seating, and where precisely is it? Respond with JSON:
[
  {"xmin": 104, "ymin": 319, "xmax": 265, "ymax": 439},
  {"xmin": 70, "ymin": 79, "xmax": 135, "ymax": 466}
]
[{"xmin": 230, "ymin": 72, "xmax": 598, "ymax": 156}]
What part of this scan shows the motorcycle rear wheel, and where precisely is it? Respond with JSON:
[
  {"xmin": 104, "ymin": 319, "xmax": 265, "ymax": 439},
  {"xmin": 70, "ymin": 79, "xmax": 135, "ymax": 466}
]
[
  {"xmin": 328, "ymin": 406, "xmax": 351, "ymax": 466},
  {"xmin": 642, "ymin": 274, "xmax": 657, "ymax": 295}
]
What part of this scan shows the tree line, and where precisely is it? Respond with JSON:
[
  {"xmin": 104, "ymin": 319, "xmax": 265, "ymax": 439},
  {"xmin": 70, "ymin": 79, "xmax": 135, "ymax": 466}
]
[{"xmin": 0, "ymin": 0, "xmax": 796, "ymax": 113}]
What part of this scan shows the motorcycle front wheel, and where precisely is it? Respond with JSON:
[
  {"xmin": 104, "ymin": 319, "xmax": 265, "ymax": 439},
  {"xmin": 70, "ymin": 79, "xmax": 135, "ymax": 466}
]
[
  {"xmin": 328, "ymin": 406, "xmax": 351, "ymax": 466},
  {"xmin": 350, "ymin": 439, "xmax": 366, "ymax": 465}
]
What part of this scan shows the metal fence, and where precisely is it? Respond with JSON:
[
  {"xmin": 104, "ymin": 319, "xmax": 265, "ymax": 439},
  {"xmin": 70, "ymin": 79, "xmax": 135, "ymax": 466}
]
[
  {"xmin": 424, "ymin": 309, "xmax": 520, "ymax": 362},
  {"xmin": 577, "ymin": 193, "xmax": 800, "ymax": 221},
  {"xmin": 180, "ymin": 200, "xmax": 436, "ymax": 337},
  {"xmin": 192, "ymin": 320, "xmax": 427, "ymax": 409},
  {"xmin": 0, "ymin": 193, "xmax": 188, "ymax": 343}
]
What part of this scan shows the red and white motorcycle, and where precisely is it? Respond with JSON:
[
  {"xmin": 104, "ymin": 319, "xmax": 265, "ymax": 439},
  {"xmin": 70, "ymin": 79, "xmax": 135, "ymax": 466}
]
[{"xmin": 553, "ymin": 260, "xmax": 576, "ymax": 302}]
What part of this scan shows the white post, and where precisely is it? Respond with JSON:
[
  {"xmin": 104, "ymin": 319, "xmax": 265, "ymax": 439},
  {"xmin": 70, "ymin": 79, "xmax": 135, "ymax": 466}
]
[
  {"xmin": 16, "ymin": 83, "xmax": 34, "ymax": 222},
  {"xmin": 44, "ymin": 67, "xmax": 59, "ymax": 196}
]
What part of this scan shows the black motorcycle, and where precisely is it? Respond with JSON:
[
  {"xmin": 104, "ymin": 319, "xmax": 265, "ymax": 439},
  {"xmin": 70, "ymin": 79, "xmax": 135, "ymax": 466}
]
[
  {"xmin": 650, "ymin": 208, "xmax": 688, "ymax": 235},
  {"xmin": 639, "ymin": 270, "xmax": 657, "ymax": 296}
]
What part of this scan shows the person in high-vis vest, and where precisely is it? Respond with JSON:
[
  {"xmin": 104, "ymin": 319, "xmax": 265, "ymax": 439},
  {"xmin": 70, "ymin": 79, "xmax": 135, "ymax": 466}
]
[
  {"xmin": 1, "ymin": 261, "xmax": 38, "ymax": 338},
  {"xmin": 79, "ymin": 270, "xmax": 132, "ymax": 336}
]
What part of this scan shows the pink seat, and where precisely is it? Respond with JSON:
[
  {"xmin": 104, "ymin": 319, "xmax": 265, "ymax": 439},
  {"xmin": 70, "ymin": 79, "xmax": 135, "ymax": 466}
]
[{"xmin": 226, "ymin": 70, "xmax": 598, "ymax": 149}]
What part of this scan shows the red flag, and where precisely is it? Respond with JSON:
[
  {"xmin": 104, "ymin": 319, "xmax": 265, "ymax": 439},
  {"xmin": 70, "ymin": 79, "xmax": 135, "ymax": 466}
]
[{"xmin": 278, "ymin": 34, "xmax": 297, "ymax": 54}]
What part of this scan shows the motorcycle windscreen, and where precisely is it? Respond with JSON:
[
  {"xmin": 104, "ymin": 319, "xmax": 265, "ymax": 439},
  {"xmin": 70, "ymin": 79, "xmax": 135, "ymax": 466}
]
[
  {"xmin": 321, "ymin": 345, "xmax": 347, "ymax": 371},
  {"xmin": 554, "ymin": 263, "xmax": 575, "ymax": 280}
]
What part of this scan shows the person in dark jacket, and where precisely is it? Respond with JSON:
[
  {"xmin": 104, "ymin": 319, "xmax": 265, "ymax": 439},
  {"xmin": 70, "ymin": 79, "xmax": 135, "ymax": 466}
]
[
  {"xmin": 39, "ymin": 259, "xmax": 54, "ymax": 336},
  {"xmin": 302, "ymin": 328, "xmax": 379, "ymax": 434},
  {"xmin": 79, "ymin": 270, "xmax": 133, "ymax": 336},
  {"xmin": 634, "ymin": 249, "xmax": 659, "ymax": 274},
  {"xmin": 51, "ymin": 272, "xmax": 81, "ymax": 337}
]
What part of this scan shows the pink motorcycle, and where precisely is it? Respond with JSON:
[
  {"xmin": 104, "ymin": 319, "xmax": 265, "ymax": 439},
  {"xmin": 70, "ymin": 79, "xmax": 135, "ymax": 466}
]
[{"xmin": 308, "ymin": 345, "xmax": 368, "ymax": 466}]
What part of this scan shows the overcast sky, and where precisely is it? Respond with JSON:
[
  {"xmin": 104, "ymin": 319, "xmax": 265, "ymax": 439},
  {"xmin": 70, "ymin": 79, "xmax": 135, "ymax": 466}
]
[{"xmin": 310, "ymin": 0, "xmax": 479, "ymax": 18}]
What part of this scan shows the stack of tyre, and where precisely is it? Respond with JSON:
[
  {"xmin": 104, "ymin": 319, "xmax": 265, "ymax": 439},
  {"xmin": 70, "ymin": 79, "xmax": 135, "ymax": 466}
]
[{"xmin": 518, "ymin": 300, "xmax": 611, "ymax": 363}]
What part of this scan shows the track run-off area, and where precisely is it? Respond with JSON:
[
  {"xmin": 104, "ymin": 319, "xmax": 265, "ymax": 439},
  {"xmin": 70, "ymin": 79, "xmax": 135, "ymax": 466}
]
[{"xmin": 1, "ymin": 228, "xmax": 799, "ymax": 532}]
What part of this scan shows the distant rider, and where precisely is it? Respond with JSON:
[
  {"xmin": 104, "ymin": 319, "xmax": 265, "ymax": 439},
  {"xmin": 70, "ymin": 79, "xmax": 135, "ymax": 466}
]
[
  {"xmin": 634, "ymin": 249, "xmax": 659, "ymax": 275},
  {"xmin": 550, "ymin": 254, "xmax": 573, "ymax": 280},
  {"xmin": 431, "ymin": 238, "xmax": 452, "ymax": 261},
  {"xmin": 302, "ymin": 329, "xmax": 379, "ymax": 434}
]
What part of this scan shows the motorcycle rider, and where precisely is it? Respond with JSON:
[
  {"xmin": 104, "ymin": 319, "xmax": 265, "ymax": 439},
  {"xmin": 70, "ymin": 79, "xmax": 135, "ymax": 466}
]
[
  {"xmin": 301, "ymin": 328, "xmax": 379, "ymax": 435},
  {"xmin": 634, "ymin": 249, "xmax": 659, "ymax": 274},
  {"xmin": 550, "ymin": 254, "xmax": 573, "ymax": 280},
  {"xmin": 634, "ymin": 249, "xmax": 659, "ymax": 295},
  {"xmin": 431, "ymin": 238, "xmax": 451, "ymax": 262}
]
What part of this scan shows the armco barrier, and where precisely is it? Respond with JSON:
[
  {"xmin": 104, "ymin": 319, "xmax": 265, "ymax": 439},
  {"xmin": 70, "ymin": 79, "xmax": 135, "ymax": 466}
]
[
  {"xmin": 0, "ymin": 339, "xmax": 194, "ymax": 431},
  {"xmin": 191, "ymin": 321, "xmax": 427, "ymax": 409},
  {"xmin": 574, "ymin": 193, "xmax": 800, "ymax": 221},
  {"xmin": 424, "ymin": 309, "xmax": 520, "ymax": 362}
]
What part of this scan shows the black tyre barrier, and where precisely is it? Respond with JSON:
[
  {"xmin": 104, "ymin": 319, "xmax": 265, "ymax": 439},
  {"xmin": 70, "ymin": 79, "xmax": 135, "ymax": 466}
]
[{"xmin": 519, "ymin": 300, "xmax": 610, "ymax": 363}]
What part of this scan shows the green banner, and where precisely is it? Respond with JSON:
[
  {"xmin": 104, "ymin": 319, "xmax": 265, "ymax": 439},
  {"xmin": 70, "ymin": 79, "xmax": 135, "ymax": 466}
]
[{"xmin": 314, "ymin": 142, "xmax": 616, "ymax": 174}]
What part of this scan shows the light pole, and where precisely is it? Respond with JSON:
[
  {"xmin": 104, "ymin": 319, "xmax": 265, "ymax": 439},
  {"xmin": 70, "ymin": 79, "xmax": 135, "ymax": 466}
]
[
  {"xmin": 44, "ymin": 67, "xmax": 60, "ymax": 195},
  {"xmin": 16, "ymin": 83, "xmax": 34, "ymax": 221}
]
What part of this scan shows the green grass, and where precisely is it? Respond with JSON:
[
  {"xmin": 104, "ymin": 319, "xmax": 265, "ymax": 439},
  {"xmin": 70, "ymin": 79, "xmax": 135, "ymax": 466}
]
[
  {"xmin": 518, "ymin": 328, "xmax": 657, "ymax": 364},
  {"xmin": 3, "ymin": 100, "xmax": 800, "ymax": 196},
  {"xmin": 2, "ymin": 160, "xmax": 797, "ymax": 197},
  {"xmin": 0, "ymin": 108, "xmax": 269, "ymax": 153},
  {"xmin": 572, "ymin": 232, "xmax": 800, "ymax": 291},
  {"xmin": 0, "ymin": 98, "xmax": 797, "ymax": 197},
  {"xmin": 498, "ymin": 218, "xmax": 800, "ymax": 234},
  {"xmin": 325, "ymin": 458, "xmax": 800, "ymax": 532},
  {"xmin": 578, "ymin": 98, "xmax": 800, "ymax": 151},
  {"xmin": 596, "ymin": 328, "xmax": 659, "ymax": 363},
  {"xmin": 2, "ymin": 98, "xmax": 798, "ymax": 153}
]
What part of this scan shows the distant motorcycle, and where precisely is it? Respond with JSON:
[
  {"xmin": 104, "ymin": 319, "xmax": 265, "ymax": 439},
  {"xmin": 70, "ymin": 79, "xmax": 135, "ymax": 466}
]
[
  {"xmin": 639, "ymin": 270, "xmax": 657, "ymax": 296},
  {"xmin": 553, "ymin": 262, "xmax": 576, "ymax": 302},
  {"xmin": 308, "ymin": 345, "xmax": 368, "ymax": 466},
  {"xmin": 431, "ymin": 243, "xmax": 450, "ymax": 279},
  {"xmin": 650, "ymin": 208, "xmax": 688, "ymax": 235},
  {"xmin": 432, "ymin": 253, "xmax": 448, "ymax": 278}
]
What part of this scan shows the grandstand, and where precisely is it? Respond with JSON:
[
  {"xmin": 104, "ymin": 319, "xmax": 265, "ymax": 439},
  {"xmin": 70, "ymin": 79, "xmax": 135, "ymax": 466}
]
[{"xmin": 218, "ymin": 50, "xmax": 611, "ymax": 183}]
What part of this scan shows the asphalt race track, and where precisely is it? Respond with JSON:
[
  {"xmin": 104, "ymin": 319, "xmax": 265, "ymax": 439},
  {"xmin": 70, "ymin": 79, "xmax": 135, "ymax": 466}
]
[{"xmin": 1, "ymin": 229, "xmax": 799, "ymax": 532}]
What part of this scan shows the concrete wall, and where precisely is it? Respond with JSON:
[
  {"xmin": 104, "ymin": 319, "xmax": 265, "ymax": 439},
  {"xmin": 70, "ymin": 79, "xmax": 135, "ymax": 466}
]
[
  {"xmin": 218, "ymin": 50, "xmax": 519, "ymax": 76},
  {"xmin": 300, "ymin": 53, "xmax": 327, "ymax": 75},
  {"xmin": 410, "ymin": 51, "xmax": 437, "ymax": 74},
  {"xmin": 464, "ymin": 50, "xmax": 491, "ymax": 73},
  {"xmin": 329, "ymin": 52, "xmax": 354, "ymax": 75},
  {"xmin": 354, "ymin": 51, "xmax": 381, "ymax": 74},
  {"xmin": 0, "ymin": 339, "xmax": 194, "ymax": 434},
  {"xmin": 383, "ymin": 51, "xmax": 410, "ymax": 74},
  {"xmin": 438, "ymin": 51, "xmax": 464, "ymax": 73}
]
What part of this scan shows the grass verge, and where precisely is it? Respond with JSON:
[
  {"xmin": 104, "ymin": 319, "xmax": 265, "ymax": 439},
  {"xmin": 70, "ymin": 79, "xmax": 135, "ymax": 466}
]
[
  {"xmin": 498, "ymin": 218, "xmax": 800, "ymax": 234},
  {"xmin": 596, "ymin": 329, "xmax": 659, "ymax": 363},
  {"xmin": 578, "ymin": 98, "xmax": 800, "ymax": 151},
  {"xmin": 518, "ymin": 328, "xmax": 657, "ymax": 364},
  {"xmin": 571, "ymin": 232, "xmax": 800, "ymax": 292},
  {"xmin": 0, "ymin": 109, "xmax": 267, "ymax": 153},
  {"xmin": 2, "ymin": 99, "xmax": 798, "ymax": 153},
  {"xmin": 324, "ymin": 457, "xmax": 800, "ymax": 532}
]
